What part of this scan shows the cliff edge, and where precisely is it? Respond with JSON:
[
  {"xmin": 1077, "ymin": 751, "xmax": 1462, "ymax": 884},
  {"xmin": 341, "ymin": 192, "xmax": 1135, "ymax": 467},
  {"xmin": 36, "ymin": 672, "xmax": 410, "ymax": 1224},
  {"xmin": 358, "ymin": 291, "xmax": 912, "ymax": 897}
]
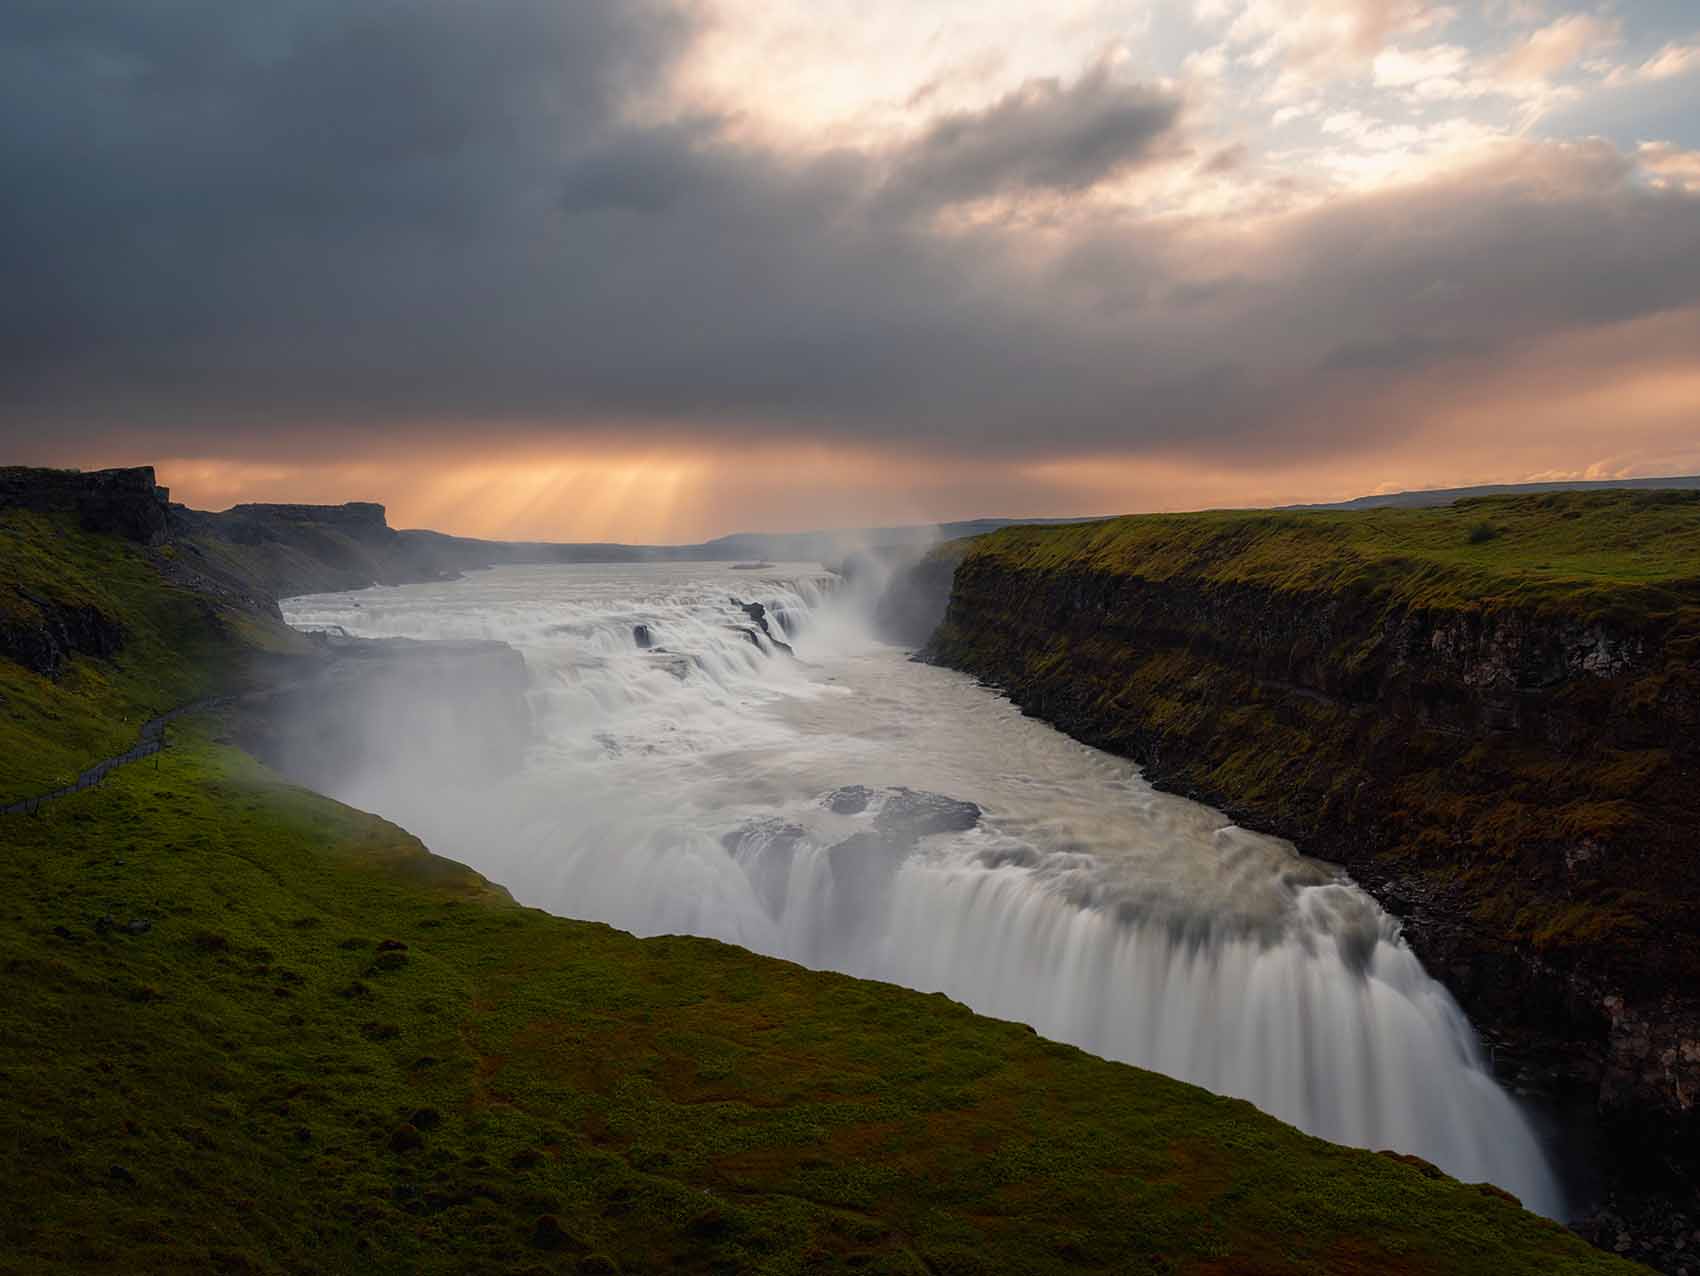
[{"xmin": 924, "ymin": 491, "xmax": 1700, "ymax": 1260}]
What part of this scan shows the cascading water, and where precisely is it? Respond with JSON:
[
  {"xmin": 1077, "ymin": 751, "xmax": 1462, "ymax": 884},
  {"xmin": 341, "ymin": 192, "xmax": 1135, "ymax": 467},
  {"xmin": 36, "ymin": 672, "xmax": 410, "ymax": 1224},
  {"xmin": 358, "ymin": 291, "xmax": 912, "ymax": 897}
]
[{"xmin": 283, "ymin": 560, "xmax": 1564, "ymax": 1218}]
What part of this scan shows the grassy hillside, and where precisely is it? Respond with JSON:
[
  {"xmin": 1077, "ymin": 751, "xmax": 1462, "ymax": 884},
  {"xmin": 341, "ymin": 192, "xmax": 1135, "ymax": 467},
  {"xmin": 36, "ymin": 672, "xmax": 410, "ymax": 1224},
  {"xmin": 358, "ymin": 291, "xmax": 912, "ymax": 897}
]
[
  {"xmin": 0, "ymin": 507, "xmax": 303, "ymax": 803},
  {"xmin": 0, "ymin": 505, "xmax": 1643, "ymax": 1273},
  {"xmin": 963, "ymin": 490, "xmax": 1700, "ymax": 620}
]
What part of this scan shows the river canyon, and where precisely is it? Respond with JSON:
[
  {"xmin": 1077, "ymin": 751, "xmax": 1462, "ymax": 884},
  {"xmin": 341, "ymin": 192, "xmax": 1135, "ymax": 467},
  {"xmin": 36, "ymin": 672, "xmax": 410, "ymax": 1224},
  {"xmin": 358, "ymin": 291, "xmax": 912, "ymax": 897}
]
[{"xmin": 274, "ymin": 560, "xmax": 1580, "ymax": 1220}]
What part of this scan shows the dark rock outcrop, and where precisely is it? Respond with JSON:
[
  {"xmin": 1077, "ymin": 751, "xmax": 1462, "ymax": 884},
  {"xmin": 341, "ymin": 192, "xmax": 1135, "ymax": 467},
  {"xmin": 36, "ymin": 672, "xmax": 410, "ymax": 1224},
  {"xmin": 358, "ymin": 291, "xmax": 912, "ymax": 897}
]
[
  {"xmin": 720, "ymin": 786, "xmax": 982, "ymax": 927},
  {"xmin": 1, "ymin": 590, "xmax": 126, "ymax": 678},
  {"xmin": 169, "ymin": 500, "xmax": 481, "ymax": 599},
  {"xmin": 730, "ymin": 598, "xmax": 796, "ymax": 656},
  {"xmin": 925, "ymin": 551, "xmax": 1700, "ymax": 1201},
  {"xmin": 0, "ymin": 465, "xmax": 170, "ymax": 544}
]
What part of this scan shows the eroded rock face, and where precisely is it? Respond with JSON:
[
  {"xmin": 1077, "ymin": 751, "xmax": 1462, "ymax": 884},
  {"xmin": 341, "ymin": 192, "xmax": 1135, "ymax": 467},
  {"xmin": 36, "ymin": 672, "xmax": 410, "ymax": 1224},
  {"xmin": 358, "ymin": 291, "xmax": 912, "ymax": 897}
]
[
  {"xmin": 0, "ymin": 465, "xmax": 170, "ymax": 544},
  {"xmin": 0, "ymin": 593, "xmax": 126, "ymax": 678},
  {"xmin": 873, "ymin": 787, "xmax": 982, "ymax": 840},
  {"xmin": 925, "ymin": 555, "xmax": 1700, "ymax": 1194}
]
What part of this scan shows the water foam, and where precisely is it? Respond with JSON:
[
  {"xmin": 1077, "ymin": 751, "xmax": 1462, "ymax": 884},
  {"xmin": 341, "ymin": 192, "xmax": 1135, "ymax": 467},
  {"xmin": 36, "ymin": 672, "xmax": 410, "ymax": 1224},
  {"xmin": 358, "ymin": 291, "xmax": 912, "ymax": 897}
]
[{"xmin": 284, "ymin": 560, "xmax": 1562, "ymax": 1217}]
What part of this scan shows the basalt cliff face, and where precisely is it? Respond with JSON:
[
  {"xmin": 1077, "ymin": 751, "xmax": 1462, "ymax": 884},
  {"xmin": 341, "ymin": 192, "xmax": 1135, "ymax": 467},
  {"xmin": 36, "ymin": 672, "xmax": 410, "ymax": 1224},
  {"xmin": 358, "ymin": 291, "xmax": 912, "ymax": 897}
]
[
  {"xmin": 168, "ymin": 498, "xmax": 485, "ymax": 600},
  {"xmin": 1, "ymin": 465, "xmax": 171, "ymax": 544},
  {"xmin": 921, "ymin": 495, "xmax": 1700, "ymax": 1215}
]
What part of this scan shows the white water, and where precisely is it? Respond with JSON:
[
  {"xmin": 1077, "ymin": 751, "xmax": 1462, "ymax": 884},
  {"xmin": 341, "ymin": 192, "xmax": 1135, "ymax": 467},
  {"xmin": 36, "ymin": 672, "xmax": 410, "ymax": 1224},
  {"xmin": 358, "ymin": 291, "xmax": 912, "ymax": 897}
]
[{"xmin": 284, "ymin": 561, "xmax": 1562, "ymax": 1216}]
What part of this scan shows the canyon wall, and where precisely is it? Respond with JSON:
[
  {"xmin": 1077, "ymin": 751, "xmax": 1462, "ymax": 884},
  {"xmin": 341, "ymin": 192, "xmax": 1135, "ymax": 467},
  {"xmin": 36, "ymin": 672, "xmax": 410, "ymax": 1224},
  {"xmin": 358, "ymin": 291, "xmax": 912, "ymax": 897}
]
[{"xmin": 921, "ymin": 494, "xmax": 1700, "ymax": 1178}]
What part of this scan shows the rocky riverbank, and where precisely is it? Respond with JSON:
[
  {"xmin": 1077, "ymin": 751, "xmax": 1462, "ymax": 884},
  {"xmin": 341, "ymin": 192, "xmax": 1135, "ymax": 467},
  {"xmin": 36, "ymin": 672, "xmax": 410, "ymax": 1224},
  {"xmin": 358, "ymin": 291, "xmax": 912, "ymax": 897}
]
[{"xmin": 918, "ymin": 492, "xmax": 1700, "ymax": 1265}]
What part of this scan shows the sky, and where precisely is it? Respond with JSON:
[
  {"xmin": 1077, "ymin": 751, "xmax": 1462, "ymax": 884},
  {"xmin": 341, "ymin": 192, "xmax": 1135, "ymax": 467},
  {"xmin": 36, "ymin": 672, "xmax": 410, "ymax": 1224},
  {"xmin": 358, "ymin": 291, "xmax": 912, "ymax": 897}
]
[{"xmin": 3, "ymin": 0, "xmax": 1699, "ymax": 542}]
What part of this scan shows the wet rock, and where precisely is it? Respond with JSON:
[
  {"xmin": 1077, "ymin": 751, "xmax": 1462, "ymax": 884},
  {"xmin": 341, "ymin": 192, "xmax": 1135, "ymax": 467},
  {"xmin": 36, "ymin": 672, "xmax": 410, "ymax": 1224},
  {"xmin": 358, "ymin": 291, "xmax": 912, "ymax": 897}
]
[
  {"xmin": 720, "ymin": 819, "xmax": 807, "ymax": 857},
  {"xmin": 632, "ymin": 624, "xmax": 654, "ymax": 649},
  {"xmin": 823, "ymin": 785, "xmax": 873, "ymax": 815},
  {"xmin": 874, "ymin": 787, "xmax": 981, "ymax": 840},
  {"xmin": 720, "ymin": 819, "xmax": 807, "ymax": 920},
  {"xmin": 647, "ymin": 652, "xmax": 693, "ymax": 680}
]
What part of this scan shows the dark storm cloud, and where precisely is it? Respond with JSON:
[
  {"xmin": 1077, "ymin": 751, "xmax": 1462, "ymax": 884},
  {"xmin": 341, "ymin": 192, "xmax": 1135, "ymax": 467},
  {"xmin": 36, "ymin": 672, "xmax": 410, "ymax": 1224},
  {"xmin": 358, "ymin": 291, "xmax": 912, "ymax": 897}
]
[
  {"xmin": 1, "ymin": 0, "xmax": 1699, "ymax": 473},
  {"xmin": 878, "ymin": 64, "xmax": 1185, "ymax": 212}
]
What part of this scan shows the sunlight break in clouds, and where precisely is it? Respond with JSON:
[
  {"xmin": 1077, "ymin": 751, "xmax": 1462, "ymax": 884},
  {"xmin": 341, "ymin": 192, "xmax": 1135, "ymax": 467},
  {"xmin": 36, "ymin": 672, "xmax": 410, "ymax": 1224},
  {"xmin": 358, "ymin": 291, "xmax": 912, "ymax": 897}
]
[{"xmin": 3, "ymin": 0, "xmax": 1699, "ymax": 538}]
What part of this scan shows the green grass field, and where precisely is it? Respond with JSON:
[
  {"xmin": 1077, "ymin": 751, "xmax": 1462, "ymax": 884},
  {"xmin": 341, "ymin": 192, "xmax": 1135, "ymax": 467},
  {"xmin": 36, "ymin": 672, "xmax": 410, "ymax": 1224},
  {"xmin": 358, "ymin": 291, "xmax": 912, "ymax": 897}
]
[
  {"xmin": 0, "ymin": 507, "xmax": 1644, "ymax": 1274},
  {"xmin": 959, "ymin": 490, "xmax": 1700, "ymax": 619}
]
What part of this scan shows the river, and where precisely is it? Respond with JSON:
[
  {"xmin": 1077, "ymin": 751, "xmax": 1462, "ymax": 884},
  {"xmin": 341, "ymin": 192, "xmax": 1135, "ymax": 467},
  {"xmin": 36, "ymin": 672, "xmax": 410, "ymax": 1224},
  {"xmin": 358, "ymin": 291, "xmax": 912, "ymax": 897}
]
[{"xmin": 282, "ymin": 560, "xmax": 1565, "ymax": 1217}]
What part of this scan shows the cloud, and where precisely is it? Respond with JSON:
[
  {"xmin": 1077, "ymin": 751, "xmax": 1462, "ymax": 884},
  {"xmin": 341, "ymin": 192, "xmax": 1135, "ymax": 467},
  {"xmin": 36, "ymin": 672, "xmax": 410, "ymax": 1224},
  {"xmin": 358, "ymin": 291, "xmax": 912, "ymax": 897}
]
[
  {"xmin": 878, "ymin": 61, "xmax": 1186, "ymax": 213},
  {"xmin": 1604, "ymin": 39, "xmax": 1700, "ymax": 87},
  {"xmin": 1, "ymin": 0, "xmax": 1698, "ymax": 518},
  {"xmin": 1639, "ymin": 142, "xmax": 1700, "ymax": 193},
  {"xmin": 1208, "ymin": 0, "xmax": 1455, "ymax": 98},
  {"xmin": 1373, "ymin": 43, "xmax": 1472, "ymax": 88},
  {"xmin": 1493, "ymin": 12, "xmax": 1618, "ymax": 83}
]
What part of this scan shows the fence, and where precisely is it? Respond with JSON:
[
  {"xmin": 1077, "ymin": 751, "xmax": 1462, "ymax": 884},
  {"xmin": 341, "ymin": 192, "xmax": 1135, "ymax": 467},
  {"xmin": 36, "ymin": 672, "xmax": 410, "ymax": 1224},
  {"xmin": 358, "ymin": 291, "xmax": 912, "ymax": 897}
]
[{"xmin": 0, "ymin": 697, "xmax": 228, "ymax": 817}]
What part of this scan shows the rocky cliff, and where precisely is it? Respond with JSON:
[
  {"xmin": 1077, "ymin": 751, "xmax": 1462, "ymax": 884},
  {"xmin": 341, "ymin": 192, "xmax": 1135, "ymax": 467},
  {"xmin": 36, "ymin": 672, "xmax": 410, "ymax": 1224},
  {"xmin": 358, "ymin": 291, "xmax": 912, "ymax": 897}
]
[
  {"xmin": 923, "ymin": 492, "xmax": 1700, "ymax": 1239},
  {"xmin": 168, "ymin": 499, "xmax": 481, "ymax": 599},
  {"xmin": 0, "ymin": 465, "xmax": 171, "ymax": 544}
]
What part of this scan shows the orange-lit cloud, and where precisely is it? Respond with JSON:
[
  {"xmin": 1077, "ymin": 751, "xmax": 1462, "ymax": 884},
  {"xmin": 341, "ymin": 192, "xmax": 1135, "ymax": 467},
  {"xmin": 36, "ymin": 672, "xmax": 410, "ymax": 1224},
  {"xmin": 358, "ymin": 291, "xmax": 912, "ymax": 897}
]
[
  {"xmin": 4, "ymin": 0, "xmax": 1700, "ymax": 540},
  {"xmin": 126, "ymin": 304, "xmax": 1700, "ymax": 543}
]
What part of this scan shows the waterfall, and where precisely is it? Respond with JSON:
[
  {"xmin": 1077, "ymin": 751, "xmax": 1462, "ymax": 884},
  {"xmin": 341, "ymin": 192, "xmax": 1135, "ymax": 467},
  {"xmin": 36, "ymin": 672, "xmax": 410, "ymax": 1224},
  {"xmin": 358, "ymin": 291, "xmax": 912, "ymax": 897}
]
[{"xmin": 283, "ymin": 560, "xmax": 1563, "ymax": 1218}]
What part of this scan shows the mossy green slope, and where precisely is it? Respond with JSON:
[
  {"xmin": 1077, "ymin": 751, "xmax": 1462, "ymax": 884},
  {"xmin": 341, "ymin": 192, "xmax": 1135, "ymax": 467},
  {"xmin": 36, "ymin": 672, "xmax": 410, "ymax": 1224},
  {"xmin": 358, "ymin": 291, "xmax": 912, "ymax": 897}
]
[
  {"xmin": 962, "ymin": 489, "xmax": 1700, "ymax": 618},
  {"xmin": 0, "ymin": 737, "xmax": 1637, "ymax": 1276},
  {"xmin": 1, "ymin": 504, "xmax": 1642, "ymax": 1274},
  {"xmin": 0, "ymin": 506, "xmax": 303, "ymax": 803}
]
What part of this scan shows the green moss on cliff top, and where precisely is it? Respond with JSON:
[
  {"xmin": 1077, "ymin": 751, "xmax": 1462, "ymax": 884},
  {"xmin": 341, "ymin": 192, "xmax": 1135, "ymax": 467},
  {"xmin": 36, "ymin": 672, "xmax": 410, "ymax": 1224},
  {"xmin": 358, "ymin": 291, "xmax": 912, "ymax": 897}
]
[{"xmin": 959, "ymin": 490, "xmax": 1700, "ymax": 618}]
